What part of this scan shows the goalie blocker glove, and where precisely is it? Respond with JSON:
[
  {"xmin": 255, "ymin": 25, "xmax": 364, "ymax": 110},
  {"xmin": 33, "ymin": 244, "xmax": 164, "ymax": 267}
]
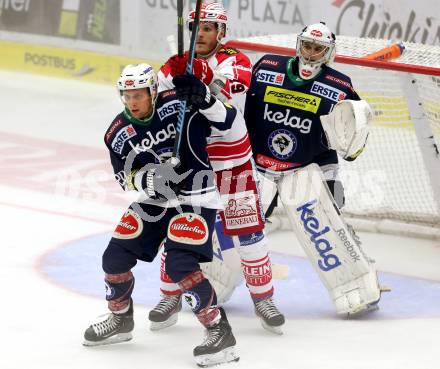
[
  {"xmin": 173, "ymin": 74, "xmax": 216, "ymax": 111},
  {"xmin": 127, "ymin": 163, "xmax": 186, "ymax": 201}
]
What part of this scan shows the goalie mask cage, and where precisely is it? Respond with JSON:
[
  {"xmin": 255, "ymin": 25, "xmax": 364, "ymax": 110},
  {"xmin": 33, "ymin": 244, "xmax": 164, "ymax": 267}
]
[{"xmin": 227, "ymin": 35, "xmax": 440, "ymax": 239}]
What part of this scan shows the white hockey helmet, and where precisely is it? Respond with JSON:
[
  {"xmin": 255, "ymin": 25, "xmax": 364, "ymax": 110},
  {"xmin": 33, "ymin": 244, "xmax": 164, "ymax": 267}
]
[
  {"xmin": 187, "ymin": 2, "xmax": 228, "ymax": 35},
  {"xmin": 296, "ymin": 22, "xmax": 336, "ymax": 80},
  {"xmin": 117, "ymin": 63, "xmax": 158, "ymax": 102}
]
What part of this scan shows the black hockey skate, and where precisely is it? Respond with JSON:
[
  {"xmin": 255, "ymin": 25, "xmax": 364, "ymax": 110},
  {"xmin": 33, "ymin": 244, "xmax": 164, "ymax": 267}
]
[
  {"xmin": 194, "ymin": 308, "xmax": 239, "ymax": 368},
  {"xmin": 148, "ymin": 294, "xmax": 182, "ymax": 331},
  {"xmin": 83, "ymin": 299, "xmax": 134, "ymax": 346},
  {"xmin": 254, "ymin": 296, "xmax": 285, "ymax": 335}
]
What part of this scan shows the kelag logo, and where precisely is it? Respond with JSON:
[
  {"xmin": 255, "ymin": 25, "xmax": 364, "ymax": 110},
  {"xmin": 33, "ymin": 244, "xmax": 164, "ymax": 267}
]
[{"xmin": 296, "ymin": 199, "xmax": 341, "ymax": 272}]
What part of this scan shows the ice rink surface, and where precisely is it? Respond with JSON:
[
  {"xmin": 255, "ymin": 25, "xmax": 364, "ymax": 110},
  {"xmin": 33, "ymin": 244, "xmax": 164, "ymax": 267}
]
[{"xmin": 1, "ymin": 71, "xmax": 439, "ymax": 369}]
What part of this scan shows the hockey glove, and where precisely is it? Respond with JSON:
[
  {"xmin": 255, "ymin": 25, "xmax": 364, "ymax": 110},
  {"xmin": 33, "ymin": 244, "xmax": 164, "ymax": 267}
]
[
  {"xmin": 173, "ymin": 74, "xmax": 215, "ymax": 110},
  {"xmin": 167, "ymin": 53, "xmax": 188, "ymax": 76},
  {"xmin": 127, "ymin": 164, "xmax": 185, "ymax": 201},
  {"xmin": 167, "ymin": 53, "xmax": 214, "ymax": 85},
  {"xmin": 192, "ymin": 58, "xmax": 214, "ymax": 85}
]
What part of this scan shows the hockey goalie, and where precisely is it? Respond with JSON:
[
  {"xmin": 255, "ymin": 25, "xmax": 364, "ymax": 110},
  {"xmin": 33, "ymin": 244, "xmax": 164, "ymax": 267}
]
[{"xmin": 204, "ymin": 22, "xmax": 386, "ymax": 316}]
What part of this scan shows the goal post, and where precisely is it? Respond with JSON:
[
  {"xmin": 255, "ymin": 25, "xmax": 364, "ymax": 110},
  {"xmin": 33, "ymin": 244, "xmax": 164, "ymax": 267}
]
[{"xmin": 226, "ymin": 35, "xmax": 440, "ymax": 239}]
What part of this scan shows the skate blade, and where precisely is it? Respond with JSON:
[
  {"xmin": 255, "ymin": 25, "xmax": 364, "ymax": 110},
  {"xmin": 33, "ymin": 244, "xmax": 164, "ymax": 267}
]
[
  {"xmin": 83, "ymin": 332, "xmax": 132, "ymax": 347},
  {"xmin": 195, "ymin": 346, "xmax": 240, "ymax": 368},
  {"xmin": 150, "ymin": 313, "xmax": 178, "ymax": 331},
  {"xmin": 260, "ymin": 319, "xmax": 283, "ymax": 335}
]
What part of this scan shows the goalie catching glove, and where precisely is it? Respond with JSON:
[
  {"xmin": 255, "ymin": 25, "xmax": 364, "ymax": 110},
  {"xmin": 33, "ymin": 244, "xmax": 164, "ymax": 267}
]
[
  {"xmin": 126, "ymin": 164, "xmax": 185, "ymax": 201},
  {"xmin": 320, "ymin": 99, "xmax": 373, "ymax": 161}
]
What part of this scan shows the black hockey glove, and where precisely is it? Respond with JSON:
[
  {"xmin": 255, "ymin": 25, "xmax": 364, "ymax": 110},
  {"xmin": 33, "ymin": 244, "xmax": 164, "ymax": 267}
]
[
  {"xmin": 173, "ymin": 74, "xmax": 216, "ymax": 110},
  {"xmin": 127, "ymin": 164, "xmax": 186, "ymax": 201}
]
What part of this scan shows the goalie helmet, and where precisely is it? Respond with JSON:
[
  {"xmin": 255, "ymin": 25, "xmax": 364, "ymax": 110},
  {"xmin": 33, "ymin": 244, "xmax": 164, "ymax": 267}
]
[
  {"xmin": 117, "ymin": 63, "xmax": 158, "ymax": 102},
  {"xmin": 296, "ymin": 22, "xmax": 336, "ymax": 80},
  {"xmin": 187, "ymin": 2, "xmax": 228, "ymax": 35}
]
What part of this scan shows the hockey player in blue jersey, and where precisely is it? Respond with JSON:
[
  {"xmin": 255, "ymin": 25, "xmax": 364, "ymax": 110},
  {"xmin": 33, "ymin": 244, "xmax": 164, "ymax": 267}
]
[
  {"xmin": 244, "ymin": 22, "xmax": 384, "ymax": 315},
  {"xmin": 83, "ymin": 63, "xmax": 240, "ymax": 367}
]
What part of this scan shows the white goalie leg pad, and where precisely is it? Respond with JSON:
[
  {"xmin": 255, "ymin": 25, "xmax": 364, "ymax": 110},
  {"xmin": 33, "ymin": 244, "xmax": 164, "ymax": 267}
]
[
  {"xmin": 278, "ymin": 163, "xmax": 381, "ymax": 315},
  {"xmin": 200, "ymin": 215, "xmax": 243, "ymax": 304}
]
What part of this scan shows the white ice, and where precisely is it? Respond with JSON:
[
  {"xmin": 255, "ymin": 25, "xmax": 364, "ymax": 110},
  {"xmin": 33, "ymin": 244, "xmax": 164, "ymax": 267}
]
[{"xmin": 1, "ymin": 70, "xmax": 439, "ymax": 369}]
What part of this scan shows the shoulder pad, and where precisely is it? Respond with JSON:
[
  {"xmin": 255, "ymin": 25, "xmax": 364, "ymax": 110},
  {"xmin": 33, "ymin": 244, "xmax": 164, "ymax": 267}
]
[{"xmin": 218, "ymin": 47, "xmax": 239, "ymax": 55}]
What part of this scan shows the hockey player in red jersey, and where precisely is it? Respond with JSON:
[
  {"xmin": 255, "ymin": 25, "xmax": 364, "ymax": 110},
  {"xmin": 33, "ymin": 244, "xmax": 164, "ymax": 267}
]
[
  {"xmin": 158, "ymin": 3, "xmax": 251, "ymax": 110},
  {"xmin": 152, "ymin": 2, "xmax": 285, "ymax": 334}
]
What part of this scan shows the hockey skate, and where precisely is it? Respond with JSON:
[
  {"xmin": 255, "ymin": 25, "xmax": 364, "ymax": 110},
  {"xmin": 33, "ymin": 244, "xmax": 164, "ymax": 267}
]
[
  {"xmin": 194, "ymin": 308, "xmax": 239, "ymax": 368},
  {"xmin": 148, "ymin": 294, "xmax": 182, "ymax": 331},
  {"xmin": 254, "ymin": 297, "xmax": 285, "ymax": 335},
  {"xmin": 83, "ymin": 299, "xmax": 134, "ymax": 346}
]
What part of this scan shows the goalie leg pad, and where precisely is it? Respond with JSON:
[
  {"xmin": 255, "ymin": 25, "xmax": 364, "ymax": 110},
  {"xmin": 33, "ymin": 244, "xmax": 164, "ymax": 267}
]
[{"xmin": 278, "ymin": 163, "xmax": 381, "ymax": 314}]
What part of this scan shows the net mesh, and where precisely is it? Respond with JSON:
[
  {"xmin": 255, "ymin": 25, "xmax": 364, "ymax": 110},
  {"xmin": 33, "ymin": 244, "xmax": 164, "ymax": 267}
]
[{"xmin": 230, "ymin": 34, "xmax": 440, "ymax": 229}]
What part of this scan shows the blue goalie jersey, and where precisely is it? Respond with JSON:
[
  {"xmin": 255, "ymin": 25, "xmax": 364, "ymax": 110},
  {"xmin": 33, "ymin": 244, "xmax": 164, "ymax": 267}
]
[{"xmin": 244, "ymin": 54, "xmax": 360, "ymax": 175}]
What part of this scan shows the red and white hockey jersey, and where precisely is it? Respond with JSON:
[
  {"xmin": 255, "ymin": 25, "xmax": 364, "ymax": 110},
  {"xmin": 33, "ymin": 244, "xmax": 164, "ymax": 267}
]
[{"xmin": 158, "ymin": 44, "xmax": 253, "ymax": 171}]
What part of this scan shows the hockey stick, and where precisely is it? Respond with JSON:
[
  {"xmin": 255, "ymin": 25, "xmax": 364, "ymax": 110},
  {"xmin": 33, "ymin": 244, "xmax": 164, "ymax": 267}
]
[
  {"xmin": 170, "ymin": 0, "xmax": 203, "ymax": 167},
  {"xmin": 177, "ymin": 0, "xmax": 184, "ymax": 56}
]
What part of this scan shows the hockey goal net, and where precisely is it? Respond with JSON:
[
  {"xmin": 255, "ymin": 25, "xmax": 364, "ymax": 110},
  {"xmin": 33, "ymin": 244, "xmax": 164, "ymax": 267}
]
[{"xmin": 227, "ymin": 35, "xmax": 440, "ymax": 239}]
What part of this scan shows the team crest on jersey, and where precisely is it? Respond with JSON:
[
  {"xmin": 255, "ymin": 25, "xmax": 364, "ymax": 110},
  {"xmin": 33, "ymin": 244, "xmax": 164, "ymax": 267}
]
[
  {"xmin": 311, "ymin": 81, "xmax": 346, "ymax": 102},
  {"xmin": 264, "ymin": 86, "xmax": 321, "ymax": 113},
  {"xmin": 223, "ymin": 191, "xmax": 259, "ymax": 230},
  {"xmin": 183, "ymin": 291, "xmax": 201, "ymax": 311},
  {"xmin": 157, "ymin": 100, "xmax": 181, "ymax": 121},
  {"xmin": 268, "ymin": 129, "xmax": 297, "ymax": 160},
  {"xmin": 256, "ymin": 69, "xmax": 285, "ymax": 86},
  {"xmin": 168, "ymin": 213, "xmax": 209, "ymax": 245},
  {"xmin": 113, "ymin": 209, "xmax": 143, "ymax": 239},
  {"xmin": 219, "ymin": 47, "xmax": 238, "ymax": 55},
  {"xmin": 111, "ymin": 125, "xmax": 137, "ymax": 154}
]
